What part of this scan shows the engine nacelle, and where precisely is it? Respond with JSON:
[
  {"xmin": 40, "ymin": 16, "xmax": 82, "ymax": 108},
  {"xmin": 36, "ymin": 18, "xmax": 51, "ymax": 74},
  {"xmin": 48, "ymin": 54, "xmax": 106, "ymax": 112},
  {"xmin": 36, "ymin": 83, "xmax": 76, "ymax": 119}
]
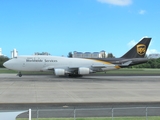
[
  {"xmin": 54, "ymin": 69, "xmax": 65, "ymax": 76},
  {"xmin": 78, "ymin": 67, "xmax": 90, "ymax": 75}
]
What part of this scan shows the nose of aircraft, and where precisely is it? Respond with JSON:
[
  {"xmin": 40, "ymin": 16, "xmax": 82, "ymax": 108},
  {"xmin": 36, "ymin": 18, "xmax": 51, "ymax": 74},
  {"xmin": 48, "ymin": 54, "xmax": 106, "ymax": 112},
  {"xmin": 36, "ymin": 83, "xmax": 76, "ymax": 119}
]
[
  {"xmin": 3, "ymin": 59, "xmax": 21, "ymax": 71},
  {"xmin": 3, "ymin": 61, "xmax": 8, "ymax": 68},
  {"xmin": 3, "ymin": 61, "xmax": 11, "ymax": 69}
]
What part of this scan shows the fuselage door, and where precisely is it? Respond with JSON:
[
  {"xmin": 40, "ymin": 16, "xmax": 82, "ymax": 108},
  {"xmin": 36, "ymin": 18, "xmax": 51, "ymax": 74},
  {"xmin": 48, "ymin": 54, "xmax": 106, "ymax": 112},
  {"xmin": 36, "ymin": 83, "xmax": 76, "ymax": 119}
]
[{"xmin": 23, "ymin": 62, "xmax": 25, "ymax": 67}]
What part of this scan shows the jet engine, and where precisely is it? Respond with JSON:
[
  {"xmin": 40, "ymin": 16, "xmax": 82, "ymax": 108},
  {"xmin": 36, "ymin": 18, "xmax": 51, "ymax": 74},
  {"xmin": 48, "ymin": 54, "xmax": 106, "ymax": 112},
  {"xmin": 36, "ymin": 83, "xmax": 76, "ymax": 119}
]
[
  {"xmin": 78, "ymin": 67, "xmax": 90, "ymax": 75},
  {"xmin": 54, "ymin": 69, "xmax": 65, "ymax": 76}
]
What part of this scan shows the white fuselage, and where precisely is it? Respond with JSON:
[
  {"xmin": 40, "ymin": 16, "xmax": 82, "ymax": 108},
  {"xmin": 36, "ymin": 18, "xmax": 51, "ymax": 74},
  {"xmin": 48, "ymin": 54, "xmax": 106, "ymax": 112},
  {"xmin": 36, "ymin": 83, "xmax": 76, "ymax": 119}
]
[{"xmin": 3, "ymin": 55, "xmax": 119, "ymax": 75}]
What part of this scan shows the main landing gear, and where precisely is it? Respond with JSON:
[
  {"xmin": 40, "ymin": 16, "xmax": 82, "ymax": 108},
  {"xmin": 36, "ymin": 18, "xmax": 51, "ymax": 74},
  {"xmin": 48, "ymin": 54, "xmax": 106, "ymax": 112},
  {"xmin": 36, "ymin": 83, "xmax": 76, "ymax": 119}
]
[
  {"xmin": 68, "ymin": 74, "xmax": 83, "ymax": 77},
  {"xmin": 17, "ymin": 71, "xmax": 22, "ymax": 77}
]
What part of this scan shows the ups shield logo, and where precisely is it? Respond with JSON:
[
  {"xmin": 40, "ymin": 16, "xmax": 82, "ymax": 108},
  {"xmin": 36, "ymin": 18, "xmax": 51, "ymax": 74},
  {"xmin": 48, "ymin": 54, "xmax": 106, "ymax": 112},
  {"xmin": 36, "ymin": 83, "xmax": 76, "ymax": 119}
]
[{"xmin": 137, "ymin": 44, "xmax": 146, "ymax": 55}]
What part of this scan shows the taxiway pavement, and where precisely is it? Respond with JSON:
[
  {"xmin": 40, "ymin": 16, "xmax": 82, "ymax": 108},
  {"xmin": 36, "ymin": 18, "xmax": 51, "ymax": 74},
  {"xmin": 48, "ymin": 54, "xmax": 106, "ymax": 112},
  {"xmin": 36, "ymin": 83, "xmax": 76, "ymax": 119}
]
[{"xmin": 0, "ymin": 74, "xmax": 160, "ymax": 104}]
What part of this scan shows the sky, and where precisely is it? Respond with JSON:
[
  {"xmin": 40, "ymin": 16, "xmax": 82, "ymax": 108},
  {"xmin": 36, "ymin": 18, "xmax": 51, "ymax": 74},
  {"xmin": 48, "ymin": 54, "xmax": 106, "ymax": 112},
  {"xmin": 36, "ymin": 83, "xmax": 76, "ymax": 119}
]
[{"xmin": 0, "ymin": 0, "xmax": 160, "ymax": 58}]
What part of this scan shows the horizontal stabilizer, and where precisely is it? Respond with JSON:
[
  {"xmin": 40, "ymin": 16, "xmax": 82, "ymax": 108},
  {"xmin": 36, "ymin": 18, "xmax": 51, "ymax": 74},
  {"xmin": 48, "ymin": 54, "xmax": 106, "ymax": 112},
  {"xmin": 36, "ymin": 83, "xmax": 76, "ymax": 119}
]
[{"xmin": 121, "ymin": 61, "xmax": 132, "ymax": 66}]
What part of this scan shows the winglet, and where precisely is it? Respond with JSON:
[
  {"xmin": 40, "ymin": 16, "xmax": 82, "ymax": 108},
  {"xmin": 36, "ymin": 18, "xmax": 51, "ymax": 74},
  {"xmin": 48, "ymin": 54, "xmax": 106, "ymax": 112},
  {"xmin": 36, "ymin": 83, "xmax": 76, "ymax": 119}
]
[{"xmin": 121, "ymin": 37, "xmax": 151, "ymax": 58}]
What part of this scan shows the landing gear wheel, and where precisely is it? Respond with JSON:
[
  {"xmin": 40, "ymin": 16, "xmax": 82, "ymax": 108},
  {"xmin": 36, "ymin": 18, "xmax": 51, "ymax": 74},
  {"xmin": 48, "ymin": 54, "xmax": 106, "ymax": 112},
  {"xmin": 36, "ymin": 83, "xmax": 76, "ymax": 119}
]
[
  {"xmin": 17, "ymin": 72, "xmax": 22, "ymax": 77},
  {"xmin": 68, "ymin": 74, "xmax": 83, "ymax": 77}
]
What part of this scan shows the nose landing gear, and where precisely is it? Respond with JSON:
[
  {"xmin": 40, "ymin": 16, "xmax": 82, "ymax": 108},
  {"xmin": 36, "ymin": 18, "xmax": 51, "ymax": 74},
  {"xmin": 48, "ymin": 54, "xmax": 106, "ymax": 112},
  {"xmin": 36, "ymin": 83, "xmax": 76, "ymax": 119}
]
[{"xmin": 17, "ymin": 71, "xmax": 22, "ymax": 77}]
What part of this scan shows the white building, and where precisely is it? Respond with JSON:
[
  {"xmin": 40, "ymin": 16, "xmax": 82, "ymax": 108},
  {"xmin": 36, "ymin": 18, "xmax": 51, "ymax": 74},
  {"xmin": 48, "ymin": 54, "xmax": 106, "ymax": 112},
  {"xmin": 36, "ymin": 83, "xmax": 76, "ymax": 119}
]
[
  {"xmin": 73, "ymin": 51, "xmax": 83, "ymax": 58},
  {"xmin": 0, "ymin": 48, "xmax": 2, "ymax": 56},
  {"xmin": 11, "ymin": 49, "xmax": 18, "ymax": 58},
  {"xmin": 0, "ymin": 48, "xmax": 8, "ymax": 57},
  {"xmin": 148, "ymin": 54, "xmax": 160, "ymax": 59},
  {"xmin": 92, "ymin": 52, "xmax": 100, "ymax": 58},
  {"xmin": 83, "ymin": 52, "xmax": 92, "ymax": 58},
  {"xmin": 73, "ymin": 51, "xmax": 108, "ymax": 58},
  {"xmin": 99, "ymin": 50, "xmax": 108, "ymax": 58},
  {"xmin": 34, "ymin": 52, "xmax": 50, "ymax": 56}
]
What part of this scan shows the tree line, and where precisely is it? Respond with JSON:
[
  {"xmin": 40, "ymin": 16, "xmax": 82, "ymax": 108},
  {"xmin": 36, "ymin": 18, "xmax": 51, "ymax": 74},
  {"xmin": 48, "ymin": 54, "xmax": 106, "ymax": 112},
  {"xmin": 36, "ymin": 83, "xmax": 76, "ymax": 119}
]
[
  {"xmin": 131, "ymin": 58, "xmax": 160, "ymax": 68},
  {"xmin": 0, "ymin": 56, "xmax": 9, "ymax": 68}
]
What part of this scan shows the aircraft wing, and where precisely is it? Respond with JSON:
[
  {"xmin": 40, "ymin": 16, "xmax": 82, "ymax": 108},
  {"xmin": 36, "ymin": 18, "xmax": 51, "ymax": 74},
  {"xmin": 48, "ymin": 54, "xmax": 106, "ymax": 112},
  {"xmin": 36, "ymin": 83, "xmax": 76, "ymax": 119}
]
[
  {"xmin": 41, "ymin": 66, "xmax": 55, "ymax": 70},
  {"xmin": 44, "ymin": 64, "xmax": 116, "ymax": 71}
]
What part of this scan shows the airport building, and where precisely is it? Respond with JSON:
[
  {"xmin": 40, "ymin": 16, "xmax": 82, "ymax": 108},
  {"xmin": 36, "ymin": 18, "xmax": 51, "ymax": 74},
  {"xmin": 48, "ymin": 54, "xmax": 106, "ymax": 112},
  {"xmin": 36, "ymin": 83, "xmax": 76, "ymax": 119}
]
[
  {"xmin": 34, "ymin": 52, "xmax": 51, "ymax": 56},
  {"xmin": 0, "ymin": 48, "xmax": 2, "ymax": 56},
  {"xmin": 11, "ymin": 49, "xmax": 18, "ymax": 58},
  {"xmin": 0, "ymin": 48, "xmax": 7, "ymax": 57},
  {"xmin": 73, "ymin": 50, "xmax": 108, "ymax": 58},
  {"xmin": 148, "ymin": 54, "xmax": 160, "ymax": 59}
]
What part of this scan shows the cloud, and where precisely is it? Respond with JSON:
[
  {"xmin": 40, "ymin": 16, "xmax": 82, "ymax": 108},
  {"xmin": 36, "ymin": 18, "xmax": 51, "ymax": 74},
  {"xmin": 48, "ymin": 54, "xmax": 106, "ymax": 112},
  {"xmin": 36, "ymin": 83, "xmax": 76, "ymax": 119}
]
[
  {"xmin": 146, "ymin": 49, "xmax": 160, "ymax": 55},
  {"xmin": 127, "ymin": 40, "xmax": 137, "ymax": 48},
  {"xmin": 139, "ymin": 10, "xmax": 146, "ymax": 15},
  {"xmin": 97, "ymin": 0, "xmax": 132, "ymax": 6}
]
